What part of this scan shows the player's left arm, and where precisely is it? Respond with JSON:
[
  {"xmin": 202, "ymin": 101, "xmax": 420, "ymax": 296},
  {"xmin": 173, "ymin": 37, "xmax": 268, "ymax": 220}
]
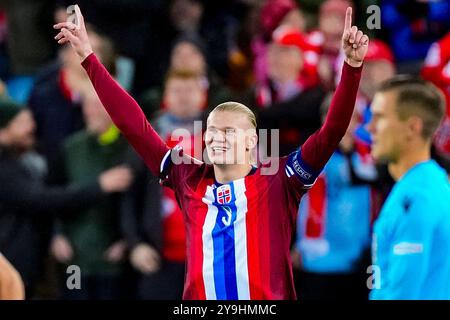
[{"xmin": 287, "ymin": 7, "xmax": 369, "ymax": 188}]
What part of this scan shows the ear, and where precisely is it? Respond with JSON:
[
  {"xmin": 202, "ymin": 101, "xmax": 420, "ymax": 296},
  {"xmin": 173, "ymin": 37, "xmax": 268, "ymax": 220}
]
[
  {"xmin": 406, "ymin": 116, "xmax": 424, "ymax": 139},
  {"xmin": 246, "ymin": 133, "xmax": 258, "ymax": 151}
]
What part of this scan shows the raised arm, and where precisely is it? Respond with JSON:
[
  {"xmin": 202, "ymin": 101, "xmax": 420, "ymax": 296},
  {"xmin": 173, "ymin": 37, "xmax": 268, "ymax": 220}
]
[
  {"xmin": 301, "ymin": 7, "xmax": 368, "ymax": 171},
  {"xmin": 53, "ymin": 5, "xmax": 168, "ymax": 176}
]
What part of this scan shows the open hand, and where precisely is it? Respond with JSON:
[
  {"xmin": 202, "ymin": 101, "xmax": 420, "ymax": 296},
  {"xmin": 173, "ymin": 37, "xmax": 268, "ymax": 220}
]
[{"xmin": 54, "ymin": 5, "xmax": 93, "ymax": 61}]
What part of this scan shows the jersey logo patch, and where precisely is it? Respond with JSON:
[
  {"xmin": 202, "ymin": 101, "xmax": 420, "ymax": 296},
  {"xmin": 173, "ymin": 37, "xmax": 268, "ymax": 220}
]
[
  {"xmin": 217, "ymin": 185, "xmax": 232, "ymax": 204},
  {"xmin": 403, "ymin": 197, "xmax": 412, "ymax": 213},
  {"xmin": 286, "ymin": 150, "xmax": 319, "ymax": 188},
  {"xmin": 222, "ymin": 206, "xmax": 233, "ymax": 226},
  {"xmin": 393, "ymin": 242, "xmax": 423, "ymax": 255},
  {"xmin": 292, "ymin": 157, "xmax": 313, "ymax": 181}
]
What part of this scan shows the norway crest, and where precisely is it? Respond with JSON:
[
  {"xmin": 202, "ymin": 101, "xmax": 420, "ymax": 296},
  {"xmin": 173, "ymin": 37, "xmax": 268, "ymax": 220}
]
[{"xmin": 217, "ymin": 185, "xmax": 232, "ymax": 204}]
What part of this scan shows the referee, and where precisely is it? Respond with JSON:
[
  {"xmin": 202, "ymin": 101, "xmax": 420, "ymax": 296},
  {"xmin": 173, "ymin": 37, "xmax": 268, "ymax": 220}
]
[{"xmin": 368, "ymin": 76, "xmax": 450, "ymax": 300}]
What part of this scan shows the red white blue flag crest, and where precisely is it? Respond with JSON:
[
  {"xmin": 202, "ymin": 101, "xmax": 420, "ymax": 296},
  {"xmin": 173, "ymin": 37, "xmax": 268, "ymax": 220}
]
[{"xmin": 217, "ymin": 185, "xmax": 232, "ymax": 204}]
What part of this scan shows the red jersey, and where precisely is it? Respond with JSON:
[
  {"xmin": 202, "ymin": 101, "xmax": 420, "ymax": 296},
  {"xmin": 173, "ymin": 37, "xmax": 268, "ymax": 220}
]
[{"xmin": 82, "ymin": 54, "xmax": 362, "ymax": 299}]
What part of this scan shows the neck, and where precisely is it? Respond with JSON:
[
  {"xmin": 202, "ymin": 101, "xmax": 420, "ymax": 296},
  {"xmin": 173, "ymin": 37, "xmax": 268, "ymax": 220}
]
[
  {"xmin": 388, "ymin": 141, "xmax": 431, "ymax": 181},
  {"xmin": 213, "ymin": 163, "xmax": 253, "ymax": 184}
]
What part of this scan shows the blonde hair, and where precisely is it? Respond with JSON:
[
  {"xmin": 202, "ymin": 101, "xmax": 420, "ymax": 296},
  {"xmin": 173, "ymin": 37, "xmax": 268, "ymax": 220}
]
[{"xmin": 211, "ymin": 102, "xmax": 257, "ymax": 129}]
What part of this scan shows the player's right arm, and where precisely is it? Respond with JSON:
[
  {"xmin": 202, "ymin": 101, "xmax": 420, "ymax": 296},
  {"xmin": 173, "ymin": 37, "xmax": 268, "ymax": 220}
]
[
  {"xmin": 284, "ymin": 7, "xmax": 366, "ymax": 190},
  {"xmin": 53, "ymin": 5, "xmax": 169, "ymax": 176}
]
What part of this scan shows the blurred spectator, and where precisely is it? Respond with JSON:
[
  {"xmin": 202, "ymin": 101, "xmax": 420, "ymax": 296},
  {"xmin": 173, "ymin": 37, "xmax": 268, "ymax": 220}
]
[
  {"xmin": 0, "ymin": 100, "xmax": 131, "ymax": 298},
  {"xmin": 170, "ymin": 0, "xmax": 204, "ymax": 35},
  {"xmin": 256, "ymin": 26, "xmax": 324, "ymax": 155},
  {"xmin": 0, "ymin": 0, "xmax": 58, "ymax": 103},
  {"xmin": 421, "ymin": 31, "xmax": 450, "ymax": 172},
  {"xmin": 360, "ymin": 40, "xmax": 396, "ymax": 104},
  {"xmin": 139, "ymin": 35, "xmax": 232, "ymax": 119},
  {"xmin": 351, "ymin": 39, "xmax": 396, "ymax": 145},
  {"xmin": 316, "ymin": 0, "xmax": 353, "ymax": 90},
  {"xmin": 0, "ymin": 0, "xmax": 56, "ymax": 76},
  {"xmin": 122, "ymin": 69, "xmax": 207, "ymax": 299},
  {"xmin": 55, "ymin": 0, "xmax": 167, "ymax": 95},
  {"xmin": 319, "ymin": 0, "xmax": 351, "ymax": 62},
  {"xmin": 226, "ymin": 2, "xmax": 260, "ymax": 95},
  {"xmin": 170, "ymin": 35, "xmax": 207, "ymax": 75},
  {"xmin": 253, "ymin": 0, "xmax": 313, "ymax": 86},
  {"xmin": 381, "ymin": 0, "xmax": 450, "ymax": 73},
  {"xmin": 29, "ymin": 26, "xmax": 116, "ymax": 185},
  {"xmin": 332, "ymin": 40, "xmax": 397, "ymax": 201},
  {"xmin": 169, "ymin": 0, "xmax": 241, "ymax": 80},
  {"xmin": 293, "ymin": 94, "xmax": 377, "ymax": 300},
  {"xmin": 260, "ymin": 0, "xmax": 306, "ymax": 41},
  {"xmin": 50, "ymin": 86, "xmax": 133, "ymax": 300}
]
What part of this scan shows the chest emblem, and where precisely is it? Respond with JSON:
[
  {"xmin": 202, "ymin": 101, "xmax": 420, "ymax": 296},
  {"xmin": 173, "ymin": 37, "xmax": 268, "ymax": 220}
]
[{"xmin": 217, "ymin": 185, "xmax": 232, "ymax": 204}]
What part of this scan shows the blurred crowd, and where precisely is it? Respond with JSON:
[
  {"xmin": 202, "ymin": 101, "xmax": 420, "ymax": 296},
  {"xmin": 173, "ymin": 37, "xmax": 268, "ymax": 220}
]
[{"xmin": 0, "ymin": 0, "xmax": 449, "ymax": 300}]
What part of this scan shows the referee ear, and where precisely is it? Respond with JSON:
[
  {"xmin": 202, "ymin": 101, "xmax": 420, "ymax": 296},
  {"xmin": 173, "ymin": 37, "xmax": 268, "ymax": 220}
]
[{"xmin": 405, "ymin": 115, "xmax": 424, "ymax": 141}]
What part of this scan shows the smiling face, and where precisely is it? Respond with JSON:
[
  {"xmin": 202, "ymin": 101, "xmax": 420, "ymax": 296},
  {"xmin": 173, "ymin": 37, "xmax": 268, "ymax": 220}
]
[{"xmin": 205, "ymin": 107, "xmax": 257, "ymax": 166}]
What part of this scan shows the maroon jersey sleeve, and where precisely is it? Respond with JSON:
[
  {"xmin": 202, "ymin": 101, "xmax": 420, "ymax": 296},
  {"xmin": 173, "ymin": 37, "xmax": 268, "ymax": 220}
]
[
  {"xmin": 159, "ymin": 145, "xmax": 205, "ymax": 193},
  {"xmin": 81, "ymin": 53, "xmax": 169, "ymax": 176},
  {"xmin": 283, "ymin": 61, "xmax": 362, "ymax": 191}
]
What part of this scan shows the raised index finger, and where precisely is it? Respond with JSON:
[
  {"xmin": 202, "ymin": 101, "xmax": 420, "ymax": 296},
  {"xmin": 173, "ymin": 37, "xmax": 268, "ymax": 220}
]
[
  {"xmin": 344, "ymin": 7, "xmax": 352, "ymax": 30},
  {"xmin": 74, "ymin": 4, "xmax": 84, "ymax": 29}
]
